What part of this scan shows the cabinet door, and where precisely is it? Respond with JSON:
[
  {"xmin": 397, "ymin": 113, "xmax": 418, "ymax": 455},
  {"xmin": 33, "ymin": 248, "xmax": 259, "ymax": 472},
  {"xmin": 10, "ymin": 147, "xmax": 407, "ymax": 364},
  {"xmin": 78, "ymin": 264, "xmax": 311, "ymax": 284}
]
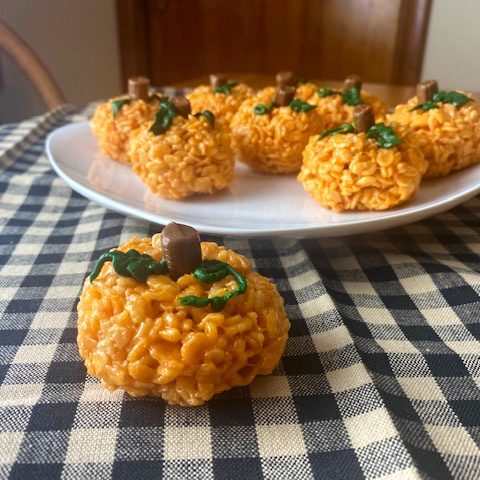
[{"xmin": 117, "ymin": 0, "xmax": 431, "ymax": 85}]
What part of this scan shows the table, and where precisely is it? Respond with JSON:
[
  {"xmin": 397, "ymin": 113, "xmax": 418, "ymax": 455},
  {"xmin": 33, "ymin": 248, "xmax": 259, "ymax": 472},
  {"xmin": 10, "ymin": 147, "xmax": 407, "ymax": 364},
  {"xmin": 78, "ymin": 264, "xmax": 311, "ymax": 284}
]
[{"xmin": 0, "ymin": 83, "xmax": 479, "ymax": 480}]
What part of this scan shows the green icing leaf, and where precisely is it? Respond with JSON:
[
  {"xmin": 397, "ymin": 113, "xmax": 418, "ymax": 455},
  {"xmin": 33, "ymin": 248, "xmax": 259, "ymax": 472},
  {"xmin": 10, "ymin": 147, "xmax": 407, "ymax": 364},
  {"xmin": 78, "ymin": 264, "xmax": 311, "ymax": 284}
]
[
  {"xmin": 433, "ymin": 91, "xmax": 471, "ymax": 107},
  {"xmin": 366, "ymin": 123, "xmax": 402, "ymax": 149},
  {"xmin": 410, "ymin": 101, "xmax": 439, "ymax": 112},
  {"xmin": 178, "ymin": 260, "xmax": 247, "ymax": 312},
  {"xmin": 317, "ymin": 86, "xmax": 336, "ymax": 97},
  {"xmin": 215, "ymin": 80, "xmax": 239, "ymax": 95},
  {"xmin": 194, "ymin": 110, "xmax": 215, "ymax": 126},
  {"xmin": 253, "ymin": 101, "xmax": 275, "ymax": 115},
  {"xmin": 112, "ymin": 93, "xmax": 168, "ymax": 117},
  {"xmin": 111, "ymin": 97, "xmax": 131, "ymax": 116},
  {"xmin": 297, "ymin": 77, "xmax": 309, "ymax": 85},
  {"xmin": 149, "ymin": 100, "xmax": 178, "ymax": 135},
  {"xmin": 410, "ymin": 90, "xmax": 472, "ymax": 112},
  {"xmin": 318, "ymin": 122, "xmax": 402, "ymax": 149},
  {"xmin": 317, "ymin": 86, "xmax": 363, "ymax": 105},
  {"xmin": 289, "ymin": 98, "xmax": 316, "ymax": 113},
  {"xmin": 341, "ymin": 87, "xmax": 362, "ymax": 106},
  {"xmin": 318, "ymin": 123, "xmax": 355, "ymax": 140},
  {"xmin": 90, "ymin": 249, "xmax": 168, "ymax": 283}
]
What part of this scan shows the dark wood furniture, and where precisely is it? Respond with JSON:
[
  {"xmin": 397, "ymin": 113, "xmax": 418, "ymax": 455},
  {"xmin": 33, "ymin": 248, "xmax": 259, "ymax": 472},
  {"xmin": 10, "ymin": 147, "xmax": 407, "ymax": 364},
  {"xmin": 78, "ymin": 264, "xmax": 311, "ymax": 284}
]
[{"xmin": 116, "ymin": 0, "xmax": 432, "ymax": 88}]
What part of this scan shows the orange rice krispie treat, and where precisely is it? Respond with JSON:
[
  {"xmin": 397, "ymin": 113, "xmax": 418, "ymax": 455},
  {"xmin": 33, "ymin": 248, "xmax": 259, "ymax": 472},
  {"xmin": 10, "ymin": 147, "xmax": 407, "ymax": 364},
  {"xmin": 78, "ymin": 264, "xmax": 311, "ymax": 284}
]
[
  {"xmin": 91, "ymin": 76, "xmax": 160, "ymax": 164},
  {"xmin": 129, "ymin": 96, "xmax": 234, "ymax": 200},
  {"xmin": 186, "ymin": 74, "xmax": 254, "ymax": 127},
  {"xmin": 231, "ymin": 85, "xmax": 323, "ymax": 174},
  {"xmin": 387, "ymin": 80, "xmax": 480, "ymax": 178},
  {"xmin": 298, "ymin": 105, "xmax": 427, "ymax": 211},
  {"xmin": 77, "ymin": 223, "xmax": 290, "ymax": 406},
  {"xmin": 257, "ymin": 71, "xmax": 318, "ymax": 104},
  {"xmin": 307, "ymin": 75, "xmax": 387, "ymax": 130}
]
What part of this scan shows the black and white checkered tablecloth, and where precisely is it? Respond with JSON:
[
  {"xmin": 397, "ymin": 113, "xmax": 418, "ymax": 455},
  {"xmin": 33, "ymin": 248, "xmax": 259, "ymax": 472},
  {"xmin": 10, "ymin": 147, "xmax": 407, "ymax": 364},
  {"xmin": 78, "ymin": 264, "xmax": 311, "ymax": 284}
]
[{"xmin": 0, "ymin": 101, "xmax": 479, "ymax": 480}]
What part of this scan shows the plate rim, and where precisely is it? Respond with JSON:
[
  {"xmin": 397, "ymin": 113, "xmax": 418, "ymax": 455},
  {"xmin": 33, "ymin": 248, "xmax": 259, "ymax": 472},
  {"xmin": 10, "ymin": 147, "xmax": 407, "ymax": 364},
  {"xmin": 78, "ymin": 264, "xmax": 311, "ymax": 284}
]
[{"xmin": 45, "ymin": 121, "xmax": 480, "ymax": 238}]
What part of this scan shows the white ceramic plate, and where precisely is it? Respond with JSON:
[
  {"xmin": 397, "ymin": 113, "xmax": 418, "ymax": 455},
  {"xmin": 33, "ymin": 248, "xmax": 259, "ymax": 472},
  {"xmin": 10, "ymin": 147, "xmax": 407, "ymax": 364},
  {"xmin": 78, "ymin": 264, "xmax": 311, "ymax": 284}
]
[{"xmin": 46, "ymin": 122, "xmax": 480, "ymax": 238}]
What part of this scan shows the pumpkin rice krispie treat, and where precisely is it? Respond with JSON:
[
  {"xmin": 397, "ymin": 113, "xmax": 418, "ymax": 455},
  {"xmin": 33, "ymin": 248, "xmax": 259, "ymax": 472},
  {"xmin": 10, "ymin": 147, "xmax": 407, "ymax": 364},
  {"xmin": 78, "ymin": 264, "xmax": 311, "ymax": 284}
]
[
  {"xmin": 298, "ymin": 105, "xmax": 427, "ymax": 211},
  {"xmin": 387, "ymin": 80, "xmax": 480, "ymax": 178},
  {"xmin": 129, "ymin": 96, "xmax": 234, "ymax": 200},
  {"xmin": 77, "ymin": 222, "xmax": 290, "ymax": 406},
  {"xmin": 231, "ymin": 85, "xmax": 323, "ymax": 174},
  {"xmin": 91, "ymin": 76, "xmax": 161, "ymax": 164},
  {"xmin": 186, "ymin": 74, "xmax": 254, "ymax": 127},
  {"xmin": 307, "ymin": 75, "xmax": 387, "ymax": 130}
]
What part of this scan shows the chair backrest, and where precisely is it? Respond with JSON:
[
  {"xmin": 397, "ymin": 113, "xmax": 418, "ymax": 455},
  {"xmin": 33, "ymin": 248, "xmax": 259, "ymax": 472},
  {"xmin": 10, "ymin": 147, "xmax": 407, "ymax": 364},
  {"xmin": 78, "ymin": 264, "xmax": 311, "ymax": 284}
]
[
  {"xmin": 116, "ymin": 0, "xmax": 432, "ymax": 86},
  {"xmin": 0, "ymin": 19, "xmax": 64, "ymax": 109}
]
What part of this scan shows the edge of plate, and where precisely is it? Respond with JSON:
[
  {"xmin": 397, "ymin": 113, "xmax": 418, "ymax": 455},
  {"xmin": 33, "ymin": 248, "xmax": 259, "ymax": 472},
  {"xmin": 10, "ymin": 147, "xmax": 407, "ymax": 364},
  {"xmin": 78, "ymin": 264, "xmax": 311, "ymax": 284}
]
[{"xmin": 45, "ymin": 122, "xmax": 480, "ymax": 238}]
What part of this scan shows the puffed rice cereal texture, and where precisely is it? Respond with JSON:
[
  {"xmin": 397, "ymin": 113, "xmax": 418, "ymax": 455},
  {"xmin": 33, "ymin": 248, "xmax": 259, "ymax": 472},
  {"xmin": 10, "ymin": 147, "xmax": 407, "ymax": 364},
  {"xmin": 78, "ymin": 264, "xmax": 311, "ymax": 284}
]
[
  {"xmin": 387, "ymin": 93, "xmax": 480, "ymax": 178},
  {"xmin": 91, "ymin": 97, "xmax": 159, "ymax": 164},
  {"xmin": 231, "ymin": 96, "xmax": 324, "ymax": 174},
  {"xmin": 298, "ymin": 129, "xmax": 427, "ymax": 211},
  {"xmin": 308, "ymin": 90, "xmax": 387, "ymax": 130},
  {"xmin": 129, "ymin": 114, "xmax": 234, "ymax": 199},
  {"xmin": 187, "ymin": 83, "xmax": 255, "ymax": 127},
  {"xmin": 77, "ymin": 236, "xmax": 290, "ymax": 406}
]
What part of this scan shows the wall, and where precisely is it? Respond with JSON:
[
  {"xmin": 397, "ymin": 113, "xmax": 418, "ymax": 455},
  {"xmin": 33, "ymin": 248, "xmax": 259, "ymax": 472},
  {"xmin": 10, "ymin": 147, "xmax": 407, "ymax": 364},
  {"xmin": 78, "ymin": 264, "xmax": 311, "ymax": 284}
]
[
  {"xmin": 422, "ymin": 0, "xmax": 480, "ymax": 91},
  {"xmin": 0, "ymin": 0, "xmax": 121, "ymax": 123}
]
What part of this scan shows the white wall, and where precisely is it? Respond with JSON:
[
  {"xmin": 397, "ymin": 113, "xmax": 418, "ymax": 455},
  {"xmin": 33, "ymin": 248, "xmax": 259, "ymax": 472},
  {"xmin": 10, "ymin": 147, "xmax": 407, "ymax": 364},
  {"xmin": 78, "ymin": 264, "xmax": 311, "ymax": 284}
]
[
  {"xmin": 422, "ymin": 0, "xmax": 480, "ymax": 91},
  {"xmin": 0, "ymin": 0, "xmax": 121, "ymax": 123}
]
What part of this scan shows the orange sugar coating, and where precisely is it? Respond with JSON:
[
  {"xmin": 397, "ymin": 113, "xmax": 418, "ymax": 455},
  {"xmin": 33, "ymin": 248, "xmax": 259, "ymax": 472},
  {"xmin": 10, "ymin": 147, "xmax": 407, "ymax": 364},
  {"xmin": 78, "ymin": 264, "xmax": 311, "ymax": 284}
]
[
  {"xmin": 186, "ymin": 83, "xmax": 255, "ymax": 126},
  {"xmin": 298, "ymin": 129, "xmax": 427, "ymax": 211},
  {"xmin": 307, "ymin": 90, "xmax": 387, "ymax": 130},
  {"xmin": 129, "ymin": 113, "xmax": 234, "ymax": 200},
  {"xmin": 77, "ymin": 236, "xmax": 290, "ymax": 406},
  {"xmin": 230, "ymin": 96, "xmax": 324, "ymax": 174},
  {"xmin": 91, "ymin": 97, "xmax": 159, "ymax": 164},
  {"xmin": 387, "ymin": 93, "xmax": 480, "ymax": 178}
]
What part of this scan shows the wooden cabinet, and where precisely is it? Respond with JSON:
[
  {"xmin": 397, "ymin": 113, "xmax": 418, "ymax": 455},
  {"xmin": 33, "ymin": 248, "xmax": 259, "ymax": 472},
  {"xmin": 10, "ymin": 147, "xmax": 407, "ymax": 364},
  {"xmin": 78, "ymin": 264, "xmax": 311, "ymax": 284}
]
[{"xmin": 117, "ymin": 0, "xmax": 431, "ymax": 86}]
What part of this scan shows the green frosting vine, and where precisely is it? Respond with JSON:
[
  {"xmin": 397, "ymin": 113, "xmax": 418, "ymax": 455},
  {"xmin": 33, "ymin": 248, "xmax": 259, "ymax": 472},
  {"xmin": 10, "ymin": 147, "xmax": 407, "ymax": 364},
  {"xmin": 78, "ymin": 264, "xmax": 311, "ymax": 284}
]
[
  {"xmin": 317, "ymin": 86, "xmax": 363, "ymax": 106},
  {"xmin": 111, "ymin": 93, "xmax": 167, "ymax": 117},
  {"xmin": 90, "ymin": 249, "xmax": 168, "ymax": 283},
  {"xmin": 90, "ymin": 252, "xmax": 247, "ymax": 312},
  {"xmin": 410, "ymin": 90, "xmax": 472, "ymax": 112},
  {"xmin": 289, "ymin": 98, "xmax": 316, "ymax": 112},
  {"xmin": 254, "ymin": 101, "xmax": 275, "ymax": 115},
  {"xmin": 318, "ymin": 122, "xmax": 402, "ymax": 149},
  {"xmin": 149, "ymin": 100, "xmax": 178, "ymax": 135},
  {"xmin": 178, "ymin": 260, "xmax": 247, "ymax": 312},
  {"xmin": 194, "ymin": 110, "xmax": 215, "ymax": 126},
  {"xmin": 215, "ymin": 80, "xmax": 239, "ymax": 95},
  {"xmin": 318, "ymin": 123, "xmax": 355, "ymax": 140}
]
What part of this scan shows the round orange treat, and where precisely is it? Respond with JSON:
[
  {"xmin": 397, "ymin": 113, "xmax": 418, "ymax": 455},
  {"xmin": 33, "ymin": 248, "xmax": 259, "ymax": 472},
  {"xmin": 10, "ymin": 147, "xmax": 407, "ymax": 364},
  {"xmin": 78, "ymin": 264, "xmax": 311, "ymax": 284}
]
[
  {"xmin": 129, "ymin": 112, "xmax": 234, "ymax": 200},
  {"xmin": 231, "ymin": 95, "xmax": 323, "ymax": 174},
  {"xmin": 307, "ymin": 88, "xmax": 387, "ymax": 130},
  {"xmin": 298, "ymin": 126, "xmax": 427, "ymax": 211},
  {"xmin": 91, "ymin": 97, "xmax": 159, "ymax": 164},
  {"xmin": 77, "ymin": 235, "xmax": 290, "ymax": 406},
  {"xmin": 387, "ymin": 92, "xmax": 480, "ymax": 178},
  {"xmin": 187, "ymin": 80, "xmax": 254, "ymax": 127}
]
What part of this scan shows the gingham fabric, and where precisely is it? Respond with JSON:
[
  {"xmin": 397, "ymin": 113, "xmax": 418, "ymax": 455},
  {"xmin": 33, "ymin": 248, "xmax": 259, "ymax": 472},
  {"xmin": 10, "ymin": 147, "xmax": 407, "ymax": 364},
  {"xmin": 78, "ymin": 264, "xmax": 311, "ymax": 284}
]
[{"xmin": 0, "ymin": 99, "xmax": 479, "ymax": 480}]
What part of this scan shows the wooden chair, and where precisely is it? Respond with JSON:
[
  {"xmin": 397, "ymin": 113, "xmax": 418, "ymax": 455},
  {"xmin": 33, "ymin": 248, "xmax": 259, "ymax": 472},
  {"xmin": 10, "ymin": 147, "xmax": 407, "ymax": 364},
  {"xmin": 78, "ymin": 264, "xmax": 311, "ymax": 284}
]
[
  {"xmin": 117, "ymin": 0, "xmax": 432, "ymax": 87},
  {"xmin": 0, "ymin": 19, "xmax": 64, "ymax": 109}
]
